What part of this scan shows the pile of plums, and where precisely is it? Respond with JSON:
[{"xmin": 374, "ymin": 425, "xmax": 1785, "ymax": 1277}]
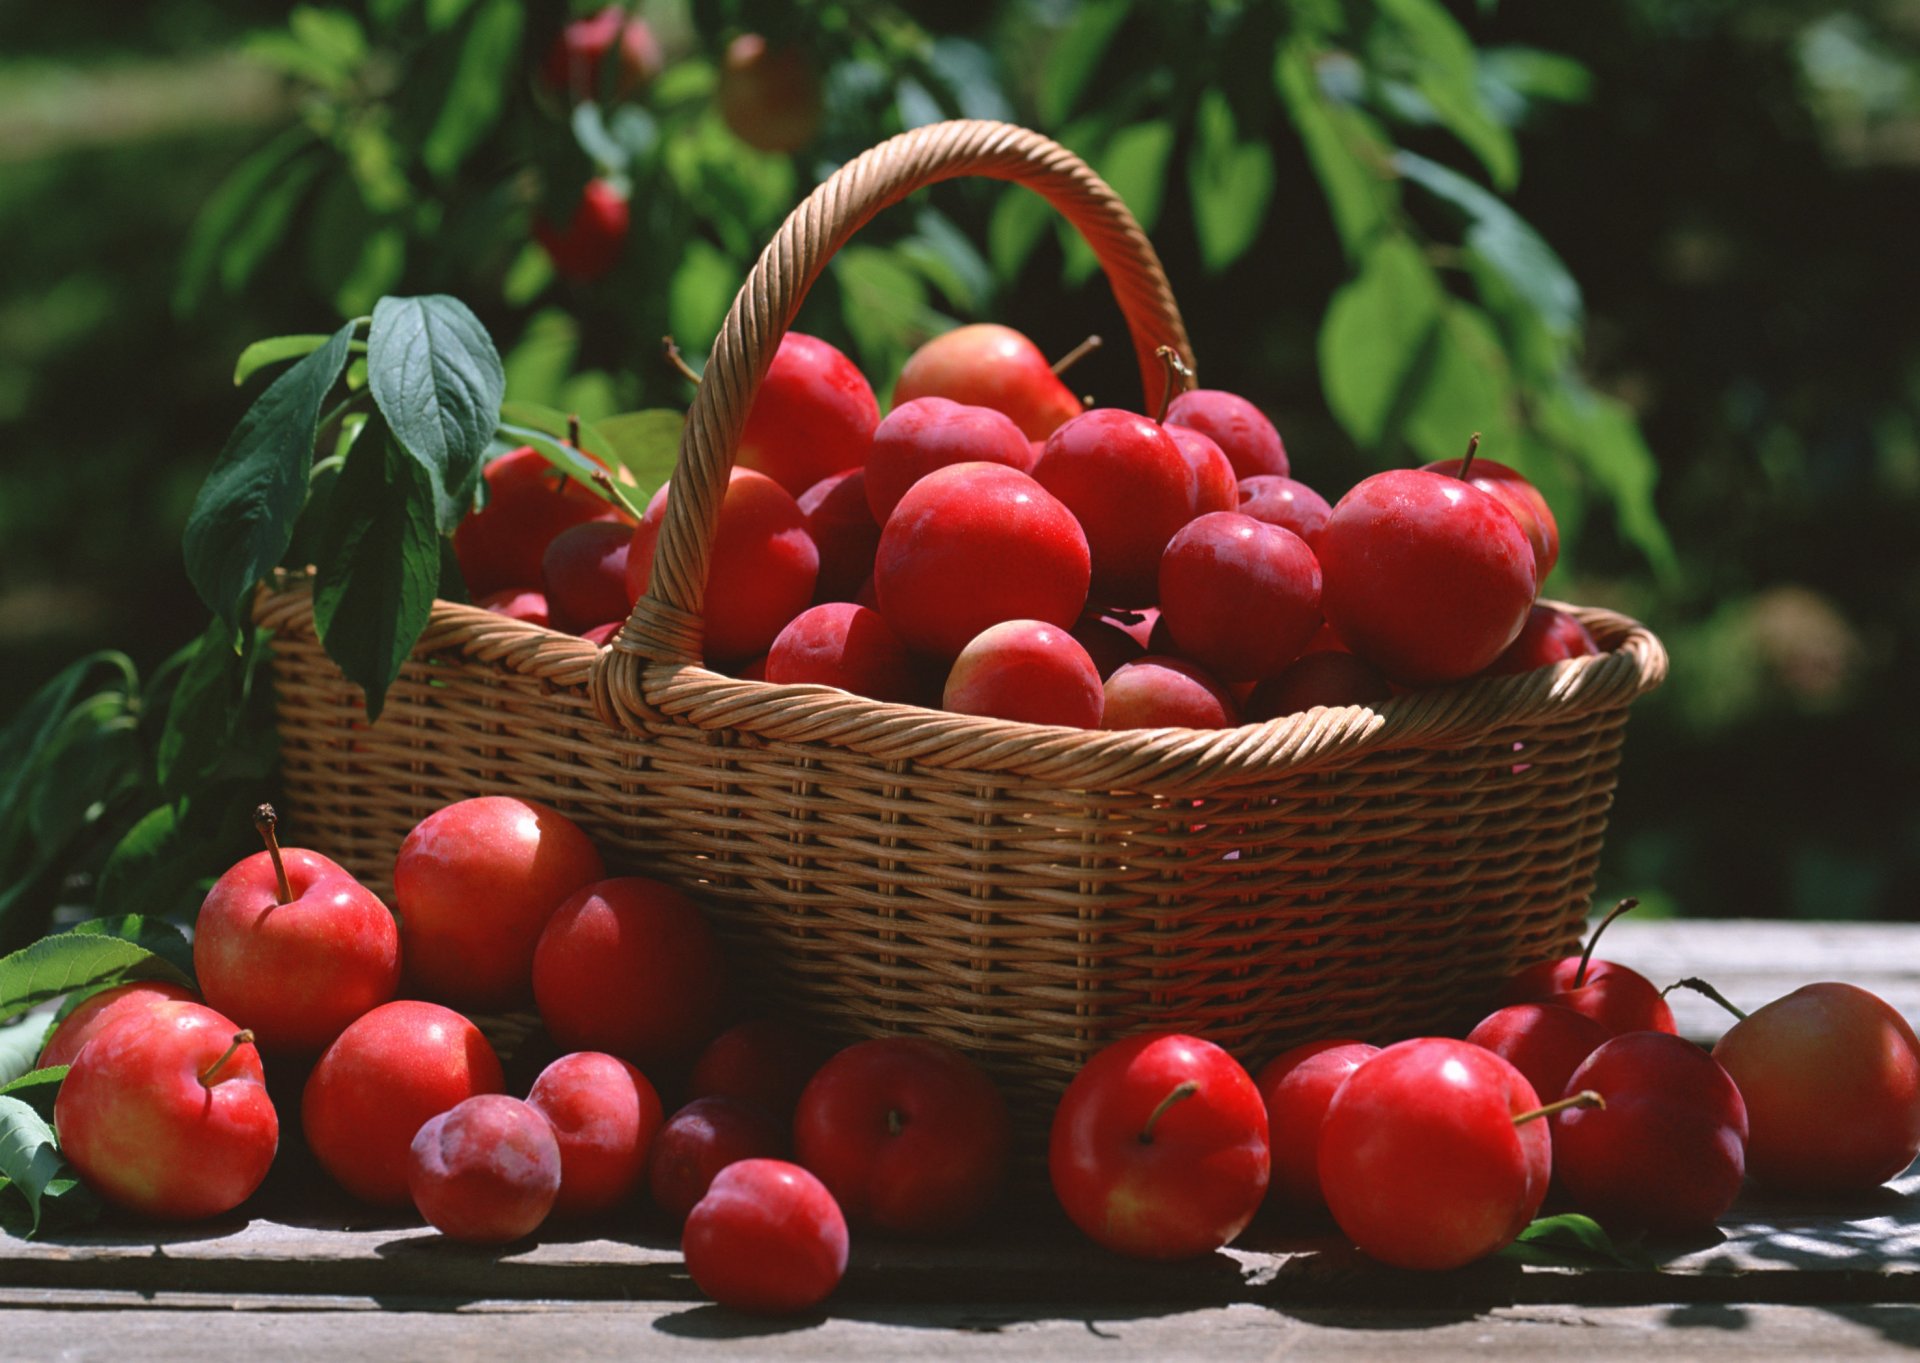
[{"xmin": 457, "ymin": 324, "xmax": 1597, "ymax": 730}]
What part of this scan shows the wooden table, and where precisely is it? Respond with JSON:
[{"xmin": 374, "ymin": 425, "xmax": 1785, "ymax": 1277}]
[{"xmin": 4, "ymin": 919, "xmax": 1918, "ymax": 1360}]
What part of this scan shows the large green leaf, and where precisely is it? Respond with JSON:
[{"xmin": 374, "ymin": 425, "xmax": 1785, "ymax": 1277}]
[
  {"xmin": 157, "ymin": 617, "xmax": 256, "ymax": 801},
  {"xmin": 1378, "ymin": 0, "xmax": 1519, "ymax": 190},
  {"xmin": 311, "ymin": 419, "xmax": 442, "ymax": 721},
  {"xmin": 1275, "ymin": 42, "xmax": 1395, "ymax": 260},
  {"xmin": 1064, "ymin": 120, "xmax": 1176, "ymax": 285},
  {"xmin": 1188, "ymin": 91, "xmax": 1276, "ymax": 273},
  {"xmin": 175, "ymin": 128, "xmax": 316, "ymax": 315},
  {"xmin": 183, "ymin": 322, "xmax": 358, "ymax": 629},
  {"xmin": 1404, "ymin": 303, "xmax": 1520, "ymax": 463},
  {"xmin": 421, "ymin": 0, "xmax": 523, "ymax": 179},
  {"xmin": 1541, "ymin": 383, "xmax": 1679, "ymax": 581},
  {"xmin": 988, "ymin": 186, "xmax": 1053, "ymax": 282},
  {"xmin": 0, "ymin": 930, "xmax": 194, "ymax": 1028},
  {"xmin": 367, "ymin": 296, "xmax": 507, "ymax": 534},
  {"xmin": 0, "ymin": 1068, "xmax": 66, "ymax": 1123},
  {"xmin": 0, "ymin": 654, "xmax": 136, "ymax": 854},
  {"xmin": 1039, "ymin": 0, "xmax": 1130, "ymax": 127},
  {"xmin": 1318, "ymin": 235, "xmax": 1445, "ymax": 448},
  {"xmin": 0, "ymin": 1096, "xmax": 64, "ymax": 1232},
  {"xmin": 666, "ymin": 241, "xmax": 738, "ymax": 362},
  {"xmin": 595, "ymin": 411, "xmax": 686, "ymax": 498},
  {"xmin": 0, "ymin": 1021, "xmax": 52, "ymax": 1089},
  {"xmin": 24, "ymin": 693, "xmax": 140, "ymax": 852}
]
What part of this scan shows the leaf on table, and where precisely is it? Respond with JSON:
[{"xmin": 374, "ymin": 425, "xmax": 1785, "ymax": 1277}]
[
  {"xmin": 1498, "ymin": 1212, "xmax": 1655, "ymax": 1269},
  {"xmin": 184, "ymin": 321, "xmax": 358, "ymax": 630},
  {"xmin": 0, "ymin": 915, "xmax": 196, "ymax": 1027},
  {"xmin": 367, "ymin": 295, "xmax": 507, "ymax": 535},
  {"xmin": 0, "ymin": 1095, "xmax": 67, "ymax": 1233},
  {"xmin": 0, "ymin": 1067, "xmax": 67, "ymax": 1123},
  {"xmin": 0, "ymin": 1020, "xmax": 53, "ymax": 1089},
  {"xmin": 66, "ymin": 917, "xmax": 196, "ymax": 982},
  {"xmin": 311, "ymin": 418, "xmax": 443, "ymax": 721}
]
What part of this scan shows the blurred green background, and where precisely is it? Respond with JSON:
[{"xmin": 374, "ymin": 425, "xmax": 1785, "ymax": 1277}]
[{"xmin": 2, "ymin": 0, "xmax": 1917, "ymax": 923}]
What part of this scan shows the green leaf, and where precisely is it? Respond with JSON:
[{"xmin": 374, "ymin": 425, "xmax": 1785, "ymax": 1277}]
[
  {"xmin": 1188, "ymin": 92, "xmax": 1276, "ymax": 273},
  {"xmin": 1063, "ymin": 121, "xmax": 1176, "ymax": 285},
  {"xmin": 1379, "ymin": 0, "xmax": 1518, "ymax": 190},
  {"xmin": 495, "ymin": 421, "xmax": 625, "ymax": 506},
  {"xmin": 595, "ymin": 411, "xmax": 685, "ymax": 497},
  {"xmin": 93, "ymin": 805, "xmax": 195, "ymax": 923},
  {"xmin": 1275, "ymin": 42, "xmax": 1394, "ymax": 260},
  {"xmin": 234, "ymin": 334, "xmax": 334, "ymax": 387},
  {"xmin": 1479, "ymin": 46, "xmax": 1592, "ymax": 125},
  {"xmin": 0, "ymin": 1021, "xmax": 52, "ymax": 1088},
  {"xmin": 367, "ymin": 296, "xmax": 507, "ymax": 534},
  {"xmin": 65, "ymin": 918, "xmax": 196, "ymax": 983},
  {"xmin": 1318, "ymin": 234, "xmax": 1445, "ymax": 448},
  {"xmin": 311, "ymin": 419, "xmax": 442, "ymax": 721},
  {"xmin": 25, "ymin": 693, "xmax": 140, "ymax": 852},
  {"xmin": 157, "ymin": 617, "xmax": 251, "ymax": 801},
  {"xmin": 501, "ymin": 310, "xmax": 581, "ymax": 410},
  {"xmin": 1394, "ymin": 150, "xmax": 1583, "ymax": 344},
  {"xmin": 1499, "ymin": 1212, "xmax": 1655, "ymax": 1269},
  {"xmin": 217, "ymin": 155, "xmax": 326, "ymax": 299},
  {"xmin": 0, "ymin": 1067, "xmax": 66, "ymax": 1123},
  {"xmin": 421, "ymin": 0, "xmax": 523, "ymax": 179},
  {"xmin": 667, "ymin": 240, "xmax": 738, "ymax": 353},
  {"xmin": 0, "ymin": 1096, "xmax": 64, "ymax": 1232},
  {"xmin": 898, "ymin": 209, "xmax": 994, "ymax": 315},
  {"xmin": 834, "ymin": 247, "xmax": 952, "ymax": 382},
  {"xmin": 988, "ymin": 186, "xmax": 1053, "ymax": 282},
  {"xmin": 1541, "ymin": 383, "xmax": 1679, "ymax": 581},
  {"xmin": 1404, "ymin": 303, "xmax": 1519, "ymax": 463},
  {"xmin": 175, "ymin": 129, "xmax": 314, "ymax": 315},
  {"xmin": 184, "ymin": 321, "xmax": 357, "ymax": 629},
  {"xmin": 0, "ymin": 654, "xmax": 137, "ymax": 851},
  {"xmin": 1039, "ymin": 0, "xmax": 1129, "ymax": 127},
  {"xmin": 0, "ymin": 930, "xmax": 194, "ymax": 1028}
]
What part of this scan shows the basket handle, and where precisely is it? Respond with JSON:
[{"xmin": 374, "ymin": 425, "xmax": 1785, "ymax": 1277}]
[{"xmin": 600, "ymin": 119, "xmax": 1195, "ymax": 693}]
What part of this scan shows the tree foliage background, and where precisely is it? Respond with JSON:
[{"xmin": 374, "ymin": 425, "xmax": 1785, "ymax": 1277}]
[{"xmin": 2, "ymin": 0, "xmax": 1917, "ymax": 924}]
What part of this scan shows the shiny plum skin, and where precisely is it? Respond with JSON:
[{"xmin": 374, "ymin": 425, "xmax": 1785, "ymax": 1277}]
[
  {"xmin": 479, "ymin": 588, "xmax": 550, "ymax": 627},
  {"xmin": 1034, "ymin": 409, "xmax": 1199, "ymax": 606},
  {"xmin": 1497, "ymin": 957, "xmax": 1677, "ymax": 1038},
  {"xmin": 1049, "ymin": 1032, "xmax": 1270, "ymax": 1260},
  {"xmin": 408, "ymin": 1095, "xmax": 563, "ymax": 1244},
  {"xmin": 1163, "ymin": 390, "xmax": 1288, "ymax": 479},
  {"xmin": 1237, "ymin": 476, "xmax": 1332, "ymax": 543},
  {"xmin": 1101, "ymin": 657, "xmax": 1237, "ymax": 729},
  {"xmin": 535, "ymin": 179, "xmax": 630, "ymax": 284},
  {"xmin": 1159, "ymin": 513, "xmax": 1323, "ymax": 683},
  {"xmin": 38, "ymin": 982, "xmax": 198, "ymax": 1071},
  {"xmin": 533, "ymin": 877, "xmax": 726, "ymax": 1070},
  {"xmin": 893, "ymin": 324, "xmax": 1084, "ymax": 441},
  {"xmin": 942, "ymin": 620, "xmax": 1104, "ymax": 728},
  {"xmin": 1244, "ymin": 651, "xmax": 1392, "ymax": 721},
  {"xmin": 303, "ymin": 1001, "xmax": 505, "ymax": 1207},
  {"xmin": 797, "ymin": 469, "xmax": 882, "ymax": 604},
  {"xmin": 55, "ymin": 1001, "xmax": 277, "ymax": 1221},
  {"xmin": 795, "ymin": 1037, "xmax": 1011, "ymax": 1235},
  {"xmin": 1711, "ymin": 983, "xmax": 1920, "ymax": 1194},
  {"xmin": 541, "ymin": 520, "xmax": 634, "ymax": 634},
  {"xmin": 1254, "ymin": 1040, "xmax": 1379, "ymax": 1215},
  {"xmin": 1552, "ymin": 1032, "xmax": 1748, "ymax": 1235},
  {"xmin": 683, "ymin": 1159, "xmax": 849, "ymax": 1314},
  {"xmin": 864, "ymin": 397, "xmax": 1034, "ymax": 525},
  {"xmin": 1423, "ymin": 456, "xmax": 1560, "ymax": 582},
  {"xmin": 1167, "ymin": 426, "xmax": 1238, "ymax": 518},
  {"xmin": 454, "ymin": 446, "xmax": 619, "ymax": 598},
  {"xmin": 1070, "ymin": 615, "xmax": 1147, "ymax": 679},
  {"xmin": 691, "ymin": 1019, "xmax": 829, "ymax": 1123},
  {"xmin": 1487, "ymin": 605, "xmax": 1600, "ymax": 675},
  {"xmin": 1465, "ymin": 1004, "xmax": 1611, "ymax": 1115},
  {"xmin": 527, "ymin": 1051, "xmax": 664, "ymax": 1218},
  {"xmin": 874, "ymin": 463, "xmax": 1090, "ymax": 659},
  {"xmin": 195, "ymin": 844, "xmax": 399, "ymax": 1054},
  {"xmin": 392, "ymin": 796, "xmax": 605, "ymax": 1011},
  {"xmin": 766, "ymin": 602, "xmax": 921, "ymax": 703},
  {"xmin": 1318, "ymin": 1039, "xmax": 1549, "ymax": 1270},
  {"xmin": 650, "ymin": 1095, "xmax": 789, "ymax": 1223},
  {"xmin": 733, "ymin": 333, "xmax": 877, "ymax": 493},
  {"xmin": 625, "ymin": 468, "xmax": 820, "ymax": 665},
  {"xmin": 1317, "ymin": 470, "xmax": 1537, "ymax": 685}
]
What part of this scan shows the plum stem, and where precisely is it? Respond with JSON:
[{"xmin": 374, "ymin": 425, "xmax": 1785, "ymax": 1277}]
[
  {"xmin": 566, "ymin": 412, "xmax": 582, "ymax": 449},
  {"xmin": 1574, "ymin": 897, "xmax": 1639, "ymax": 989},
  {"xmin": 1666, "ymin": 977, "xmax": 1749, "ymax": 1021},
  {"xmin": 662, "ymin": 336, "xmax": 703, "ymax": 385},
  {"xmin": 1139, "ymin": 1080, "xmax": 1199, "ymax": 1144},
  {"xmin": 1050, "ymin": 334, "xmax": 1103, "ymax": 377},
  {"xmin": 1511, "ymin": 1089, "xmax": 1604, "ymax": 1126},
  {"xmin": 1151, "ymin": 346, "xmax": 1196, "ymax": 422},
  {"xmin": 200, "ymin": 1030, "xmax": 255, "ymax": 1088},
  {"xmin": 590, "ymin": 467, "xmax": 645, "ymax": 522},
  {"xmin": 1458, "ymin": 432, "xmax": 1481, "ymax": 481},
  {"xmin": 253, "ymin": 804, "xmax": 292, "ymax": 905}
]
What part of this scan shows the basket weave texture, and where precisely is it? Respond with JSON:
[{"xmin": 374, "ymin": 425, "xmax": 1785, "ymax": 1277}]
[{"xmin": 255, "ymin": 121, "xmax": 1667, "ymax": 1128}]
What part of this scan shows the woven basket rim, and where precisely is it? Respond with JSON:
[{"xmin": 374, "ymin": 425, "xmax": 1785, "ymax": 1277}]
[{"xmin": 254, "ymin": 579, "xmax": 1666, "ymax": 786}]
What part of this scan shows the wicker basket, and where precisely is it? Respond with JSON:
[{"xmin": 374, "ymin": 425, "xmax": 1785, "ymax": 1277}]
[{"xmin": 255, "ymin": 120, "xmax": 1666, "ymax": 1130}]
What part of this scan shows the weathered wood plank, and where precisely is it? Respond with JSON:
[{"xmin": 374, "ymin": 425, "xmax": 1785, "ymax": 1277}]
[{"xmin": 0, "ymin": 1292, "xmax": 1916, "ymax": 1362}]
